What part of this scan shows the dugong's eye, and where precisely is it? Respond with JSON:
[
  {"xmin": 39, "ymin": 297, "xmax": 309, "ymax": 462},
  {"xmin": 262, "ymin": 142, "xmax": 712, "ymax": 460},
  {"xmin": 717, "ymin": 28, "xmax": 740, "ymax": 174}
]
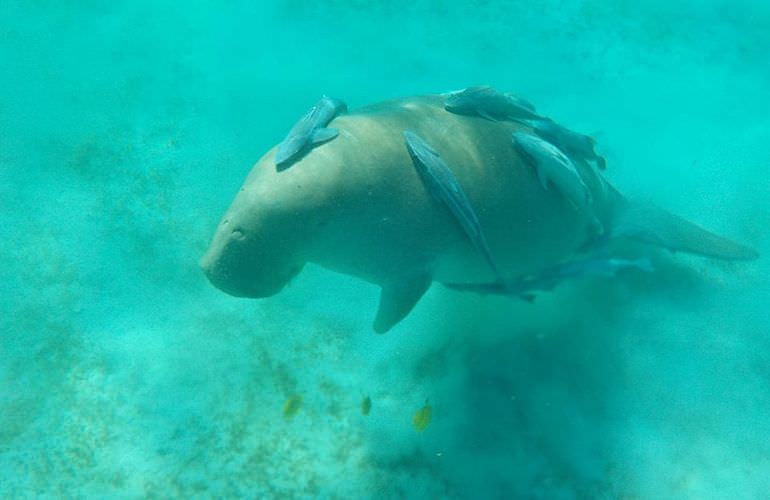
[{"xmin": 232, "ymin": 229, "xmax": 245, "ymax": 241}]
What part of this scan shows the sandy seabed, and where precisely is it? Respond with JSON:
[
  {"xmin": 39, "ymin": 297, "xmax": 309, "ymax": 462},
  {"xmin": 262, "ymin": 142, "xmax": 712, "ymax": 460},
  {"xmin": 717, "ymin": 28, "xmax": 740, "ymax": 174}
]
[{"xmin": 2, "ymin": 1, "xmax": 769, "ymax": 498}]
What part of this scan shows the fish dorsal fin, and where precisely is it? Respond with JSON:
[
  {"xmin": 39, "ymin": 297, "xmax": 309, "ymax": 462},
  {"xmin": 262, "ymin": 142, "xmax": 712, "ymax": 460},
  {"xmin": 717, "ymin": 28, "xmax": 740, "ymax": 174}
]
[
  {"xmin": 311, "ymin": 127, "xmax": 339, "ymax": 145},
  {"xmin": 373, "ymin": 274, "xmax": 431, "ymax": 333}
]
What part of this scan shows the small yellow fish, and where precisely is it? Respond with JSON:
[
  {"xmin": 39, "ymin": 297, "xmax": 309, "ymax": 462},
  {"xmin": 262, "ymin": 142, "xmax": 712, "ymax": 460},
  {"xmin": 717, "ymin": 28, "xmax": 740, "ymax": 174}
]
[
  {"xmin": 412, "ymin": 400, "xmax": 432, "ymax": 432},
  {"xmin": 361, "ymin": 396, "xmax": 372, "ymax": 416},
  {"xmin": 283, "ymin": 394, "xmax": 302, "ymax": 418}
]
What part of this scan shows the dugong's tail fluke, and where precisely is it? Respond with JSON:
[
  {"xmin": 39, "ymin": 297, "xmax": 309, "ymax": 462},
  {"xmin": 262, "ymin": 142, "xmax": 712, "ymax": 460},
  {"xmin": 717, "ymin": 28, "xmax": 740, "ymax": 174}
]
[{"xmin": 611, "ymin": 199, "xmax": 759, "ymax": 261}]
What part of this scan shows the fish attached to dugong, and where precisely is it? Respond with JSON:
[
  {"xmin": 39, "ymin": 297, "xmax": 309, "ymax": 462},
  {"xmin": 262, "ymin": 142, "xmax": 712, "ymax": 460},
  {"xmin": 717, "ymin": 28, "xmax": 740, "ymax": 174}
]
[
  {"xmin": 200, "ymin": 93, "xmax": 758, "ymax": 333},
  {"xmin": 403, "ymin": 130, "xmax": 504, "ymax": 282},
  {"xmin": 444, "ymin": 86, "xmax": 541, "ymax": 122},
  {"xmin": 274, "ymin": 95, "xmax": 347, "ymax": 168},
  {"xmin": 445, "ymin": 255, "xmax": 654, "ymax": 298},
  {"xmin": 516, "ymin": 117, "xmax": 607, "ymax": 170},
  {"xmin": 512, "ymin": 131, "xmax": 594, "ymax": 218}
]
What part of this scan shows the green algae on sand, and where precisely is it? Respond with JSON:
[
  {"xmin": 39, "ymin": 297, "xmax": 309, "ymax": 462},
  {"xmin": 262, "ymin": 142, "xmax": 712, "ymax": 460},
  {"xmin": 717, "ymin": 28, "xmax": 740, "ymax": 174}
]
[
  {"xmin": 282, "ymin": 394, "xmax": 302, "ymax": 419},
  {"xmin": 412, "ymin": 400, "xmax": 432, "ymax": 432}
]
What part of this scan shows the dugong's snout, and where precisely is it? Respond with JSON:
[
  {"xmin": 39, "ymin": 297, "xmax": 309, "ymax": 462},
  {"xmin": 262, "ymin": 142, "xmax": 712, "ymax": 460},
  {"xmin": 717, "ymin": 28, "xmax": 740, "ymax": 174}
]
[{"xmin": 199, "ymin": 226, "xmax": 303, "ymax": 298}]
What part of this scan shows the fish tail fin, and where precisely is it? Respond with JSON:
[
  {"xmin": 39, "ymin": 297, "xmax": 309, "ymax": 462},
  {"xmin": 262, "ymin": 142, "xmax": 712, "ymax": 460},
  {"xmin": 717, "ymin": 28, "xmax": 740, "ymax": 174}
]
[
  {"xmin": 610, "ymin": 198, "xmax": 759, "ymax": 261},
  {"xmin": 595, "ymin": 155, "xmax": 607, "ymax": 170}
]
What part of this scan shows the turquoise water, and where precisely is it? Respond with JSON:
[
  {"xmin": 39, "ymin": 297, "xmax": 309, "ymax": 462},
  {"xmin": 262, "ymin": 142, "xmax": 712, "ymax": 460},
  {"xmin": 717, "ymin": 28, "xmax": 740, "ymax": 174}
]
[{"xmin": 2, "ymin": 1, "xmax": 769, "ymax": 498}]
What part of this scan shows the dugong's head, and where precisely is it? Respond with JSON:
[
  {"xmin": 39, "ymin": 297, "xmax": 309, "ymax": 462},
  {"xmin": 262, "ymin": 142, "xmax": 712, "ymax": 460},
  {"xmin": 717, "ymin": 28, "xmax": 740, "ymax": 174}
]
[{"xmin": 199, "ymin": 161, "xmax": 313, "ymax": 298}]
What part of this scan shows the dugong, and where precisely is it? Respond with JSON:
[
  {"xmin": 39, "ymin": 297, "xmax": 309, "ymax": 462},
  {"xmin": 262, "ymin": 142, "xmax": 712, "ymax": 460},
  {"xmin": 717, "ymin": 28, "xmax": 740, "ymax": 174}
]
[{"xmin": 200, "ymin": 94, "xmax": 758, "ymax": 333}]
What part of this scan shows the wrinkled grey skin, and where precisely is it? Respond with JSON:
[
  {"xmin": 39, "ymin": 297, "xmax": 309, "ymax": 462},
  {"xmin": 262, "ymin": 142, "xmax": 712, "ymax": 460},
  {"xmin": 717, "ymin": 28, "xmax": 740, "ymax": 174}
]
[
  {"xmin": 444, "ymin": 255, "xmax": 653, "ymax": 297},
  {"xmin": 274, "ymin": 95, "xmax": 347, "ymax": 168},
  {"xmin": 444, "ymin": 85, "xmax": 541, "ymax": 121},
  {"xmin": 200, "ymin": 94, "xmax": 757, "ymax": 333},
  {"xmin": 516, "ymin": 117, "xmax": 607, "ymax": 170},
  {"xmin": 403, "ymin": 130, "xmax": 503, "ymax": 281}
]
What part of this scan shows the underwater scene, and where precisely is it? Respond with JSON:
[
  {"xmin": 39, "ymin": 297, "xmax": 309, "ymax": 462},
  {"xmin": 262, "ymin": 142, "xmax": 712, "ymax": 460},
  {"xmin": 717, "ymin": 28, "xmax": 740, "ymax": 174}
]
[{"xmin": 2, "ymin": 1, "xmax": 769, "ymax": 498}]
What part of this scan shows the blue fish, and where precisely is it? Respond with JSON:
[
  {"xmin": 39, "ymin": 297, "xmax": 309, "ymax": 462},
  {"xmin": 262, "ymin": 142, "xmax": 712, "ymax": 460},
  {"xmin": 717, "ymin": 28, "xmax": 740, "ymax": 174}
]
[
  {"xmin": 512, "ymin": 132, "xmax": 594, "ymax": 216},
  {"xmin": 443, "ymin": 86, "xmax": 541, "ymax": 122},
  {"xmin": 444, "ymin": 256, "xmax": 654, "ymax": 298},
  {"xmin": 403, "ymin": 130, "xmax": 503, "ymax": 280},
  {"xmin": 515, "ymin": 117, "xmax": 606, "ymax": 170},
  {"xmin": 275, "ymin": 95, "xmax": 347, "ymax": 168}
]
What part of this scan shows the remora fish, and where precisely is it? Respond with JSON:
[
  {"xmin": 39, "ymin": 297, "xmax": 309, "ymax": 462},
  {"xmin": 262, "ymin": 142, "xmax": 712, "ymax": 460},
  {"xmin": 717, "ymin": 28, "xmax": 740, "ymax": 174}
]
[
  {"xmin": 512, "ymin": 131, "xmax": 594, "ymax": 218},
  {"xmin": 275, "ymin": 95, "xmax": 347, "ymax": 168},
  {"xmin": 444, "ymin": 85, "xmax": 541, "ymax": 122},
  {"xmin": 404, "ymin": 130, "xmax": 503, "ymax": 280},
  {"xmin": 445, "ymin": 256, "xmax": 654, "ymax": 297},
  {"xmin": 515, "ymin": 117, "xmax": 607, "ymax": 170}
]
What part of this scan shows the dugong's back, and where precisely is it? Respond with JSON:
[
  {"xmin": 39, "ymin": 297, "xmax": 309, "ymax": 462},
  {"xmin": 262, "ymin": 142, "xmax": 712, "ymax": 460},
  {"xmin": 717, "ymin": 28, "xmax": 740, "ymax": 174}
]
[{"xmin": 288, "ymin": 95, "xmax": 605, "ymax": 284}]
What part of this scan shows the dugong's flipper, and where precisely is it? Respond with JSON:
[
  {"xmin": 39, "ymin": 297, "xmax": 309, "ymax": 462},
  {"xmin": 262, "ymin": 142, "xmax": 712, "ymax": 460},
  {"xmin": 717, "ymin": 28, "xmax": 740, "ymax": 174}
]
[
  {"xmin": 611, "ymin": 199, "xmax": 759, "ymax": 261},
  {"xmin": 373, "ymin": 274, "xmax": 432, "ymax": 334}
]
